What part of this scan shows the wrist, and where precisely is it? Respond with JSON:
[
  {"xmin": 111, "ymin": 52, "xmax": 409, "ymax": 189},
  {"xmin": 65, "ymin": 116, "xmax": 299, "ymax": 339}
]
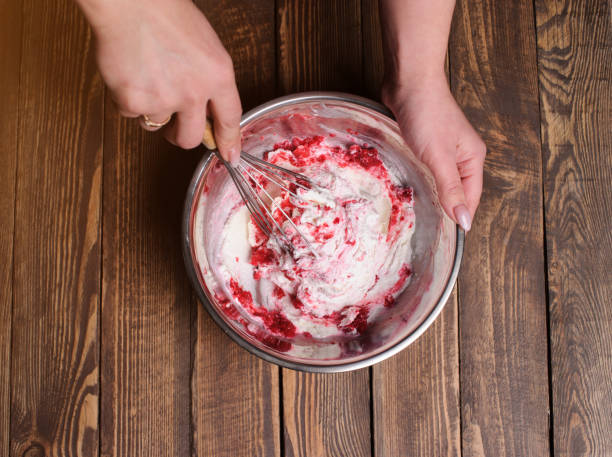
[
  {"xmin": 76, "ymin": 0, "xmax": 180, "ymax": 31},
  {"xmin": 381, "ymin": 69, "xmax": 449, "ymax": 110}
]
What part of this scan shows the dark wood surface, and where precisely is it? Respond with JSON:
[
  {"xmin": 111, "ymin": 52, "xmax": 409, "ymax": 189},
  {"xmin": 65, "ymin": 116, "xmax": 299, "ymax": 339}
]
[
  {"xmin": 535, "ymin": 1, "xmax": 612, "ymax": 456},
  {"xmin": 100, "ymin": 110, "xmax": 194, "ymax": 457},
  {"xmin": 1, "ymin": 0, "xmax": 610, "ymax": 456},
  {"xmin": 450, "ymin": 0, "xmax": 551, "ymax": 456},
  {"xmin": 0, "ymin": 0, "xmax": 21, "ymax": 452},
  {"xmin": 9, "ymin": 2, "xmax": 103, "ymax": 457},
  {"xmin": 373, "ymin": 295, "xmax": 461, "ymax": 457}
]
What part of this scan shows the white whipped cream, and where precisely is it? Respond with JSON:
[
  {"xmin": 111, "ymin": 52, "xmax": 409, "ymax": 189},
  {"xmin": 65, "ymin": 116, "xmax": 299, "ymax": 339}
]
[{"xmin": 212, "ymin": 137, "xmax": 415, "ymax": 342}]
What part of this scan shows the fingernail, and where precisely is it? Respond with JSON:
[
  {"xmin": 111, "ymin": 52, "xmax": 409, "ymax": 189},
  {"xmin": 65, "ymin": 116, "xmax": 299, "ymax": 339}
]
[
  {"xmin": 454, "ymin": 204, "xmax": 472, "ymax": 232},
  {"xmin": 229, "ymin": 147, "xmax": 241, "ymax": 167}
]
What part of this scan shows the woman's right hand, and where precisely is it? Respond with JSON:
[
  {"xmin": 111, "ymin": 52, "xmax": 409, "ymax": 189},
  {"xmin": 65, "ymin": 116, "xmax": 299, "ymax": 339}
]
[{"xmin": 78, "ymin": 0, "xmax": 242, "ymax": 163}]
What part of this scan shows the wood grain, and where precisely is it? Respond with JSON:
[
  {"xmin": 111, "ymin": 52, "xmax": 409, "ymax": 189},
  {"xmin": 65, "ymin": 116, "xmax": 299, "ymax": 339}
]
[
  {"xmin": 277, "ymin": 0, "xmax": 363, "ymax": 95},
  {"xmin": 535, "ymin": 1, "xmax": 612, "ymax": 455},
  {"xmin": 198, "ymin": 0, "xmax": 276, "ymax": 111},
  {"xmin": 0, "ymin": 0, "xmax": 22, "ymax": 452},
  {"xmin": 277, "ymin": 2, "xmax": 371, "ymax": 456},
  {"xmin": 9, "ymin": 0, "xmax": 103, "ymax": 456},
  {"xmin": 2, "ymin": 1, "xmax": 608, "ymax": 456},
  {"xmin": 373, "ymin": 294, "xmax": 461, "ymax": 457},
  {"xmin": 283, "ymin": 370, "xmax": 370, "ymax": 457},
  {"xmin": 192, "ymin": 312, "xmax": 280, "ymax": 457},
  {"xmin": 361, "ymin": 0, "xmax": 384, "ymax": 101},
  {"xmin": 449, "ymin": 0, "xmax": 551, "ymax": 456},
  {"xmin": 189, "ymin": 2, "xmax": 281, "ymax": 456},
  {"xmin": 100, "ymin": 111, "xmax": 196, "ymax": 457}
]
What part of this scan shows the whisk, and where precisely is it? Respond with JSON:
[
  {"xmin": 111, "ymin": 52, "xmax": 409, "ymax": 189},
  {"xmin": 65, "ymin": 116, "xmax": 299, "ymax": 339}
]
[{"xmin": 202, "ymin": 120, "xmax": 320, "ymax": 258}]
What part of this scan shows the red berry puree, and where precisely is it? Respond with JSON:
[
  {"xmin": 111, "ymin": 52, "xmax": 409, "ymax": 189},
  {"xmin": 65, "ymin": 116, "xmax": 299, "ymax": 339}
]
[{"xmin": 213, "ymin": 135, "xmax": 415, "ymax": 356}]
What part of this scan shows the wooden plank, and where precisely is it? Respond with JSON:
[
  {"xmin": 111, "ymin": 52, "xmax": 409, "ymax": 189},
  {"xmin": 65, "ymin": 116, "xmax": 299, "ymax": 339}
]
[
  {"xmin": 449, "ymin": 0, "xmax": 550, "ymax": 456},
  {"xmin": 535, "ymin": 1, "xmax": 612, "ymax": 455},
  {"xmin": 0, "ymin": 0, "xmax": 22, "ymax": 451},
  {"xmin": 362, "ymin": 3, "xmax": 462, "ymax": 455},
  {"xmin": 361, "ymin": 0, "xmax": 384, "ymax": 101},
  {"xmin": 187, "ymin": 2, "xmax": 280, "ymax": 456},
  {"xmin": 277, "ymin": 2, "xmax": 370, "ymax": 456},
  {"xmin": 373, "ymin": 294, "xmax": 461, "ymax": 457},
  {"xmin": 100, "ymin": 114, "xmax": 195, "ymax": 454},
  {"xmin": 282, "ymin": 370, "xmax": 371, "ymax": 457},
  {"xmin": 277, "ymin": 0, "xmax": 363, "ymax": 95},
  {"xmin": 198, "ymin": 0, "xmax": 277, "ymax": 110},
  {"xmin": 191, "ymin": 313, "xmax": 280, "ymax": 457},
  {"xmin": 9, "ymin": 0, "xmax": 103, "ymax": 455}
]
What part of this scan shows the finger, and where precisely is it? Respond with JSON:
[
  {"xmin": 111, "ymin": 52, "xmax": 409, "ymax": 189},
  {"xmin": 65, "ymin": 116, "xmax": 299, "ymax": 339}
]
[
  {"xmin": 209, "ymin": 87, "xmax": 242, "ymax": 165},
  {"xmin": 458, "ymin": 160, "xmax": 484, "ymax": 219},
  {"xmin": 164, "ymin": 105, "xmax": 207, "ymax": 149},
  {"xmin": 461, "ymin": 172, "xmax": 483, "ymax": 220},
  {"xmin": 110, "ymin": 92, "xmax": 144, "ymax": 118},
  {"xmin": 139, "ymin": 113, "xmax": 174, "ymax": 132},
  {"xmin": 457, "ymin": 143, "xmax": 486, "ymax": 218},
  {"xmin": 118, "ymin": 109, "xmax": 140, "ymax": 118},
  {"xmin": 423, "ymin": 151, "xmax": 472, "ymax": 232}
]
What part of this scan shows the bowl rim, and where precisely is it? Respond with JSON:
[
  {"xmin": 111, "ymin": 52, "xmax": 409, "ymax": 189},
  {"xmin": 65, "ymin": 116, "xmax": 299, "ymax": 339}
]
[{"xmin": 182, "ymin": 91, "xmax": 464, "ymax": 372}]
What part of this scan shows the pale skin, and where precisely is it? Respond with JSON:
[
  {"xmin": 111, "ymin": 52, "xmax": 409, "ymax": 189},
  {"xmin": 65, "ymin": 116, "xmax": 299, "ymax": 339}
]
[{"xmin": 76, "ymin": 0, "xmax": 485, "ymax": 231}]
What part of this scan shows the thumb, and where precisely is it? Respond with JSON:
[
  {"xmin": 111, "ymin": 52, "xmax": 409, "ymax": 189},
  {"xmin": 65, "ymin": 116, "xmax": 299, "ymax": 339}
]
[{"xmin": 424, "ymin": 153, "xmax": 472, "ymax": 232}]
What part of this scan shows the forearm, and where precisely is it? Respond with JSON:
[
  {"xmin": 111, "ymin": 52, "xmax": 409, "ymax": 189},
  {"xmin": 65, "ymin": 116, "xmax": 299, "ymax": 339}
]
[
  {"xmin": 380, "ymin": 0, "xmax": 455, "ymax": 90},
  {"xmin": 378, "ymin": 0, "xmax": 484, "ymax": 228},
  {"xmin": 75, "ymin": 0, "xmax": 173, "ymax": 31}
]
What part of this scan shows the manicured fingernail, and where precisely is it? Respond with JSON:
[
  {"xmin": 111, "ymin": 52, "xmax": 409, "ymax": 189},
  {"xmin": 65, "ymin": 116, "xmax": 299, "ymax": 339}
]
[{"xmin": 454, "ymin": 204, "xmax": 472, "ymax": 232}]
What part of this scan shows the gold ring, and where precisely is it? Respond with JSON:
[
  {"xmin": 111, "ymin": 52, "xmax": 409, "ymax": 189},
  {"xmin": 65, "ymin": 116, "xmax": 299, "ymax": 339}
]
[{"xmin": 142, "ymin": 114, "xmax": 172, "ymax": 128}]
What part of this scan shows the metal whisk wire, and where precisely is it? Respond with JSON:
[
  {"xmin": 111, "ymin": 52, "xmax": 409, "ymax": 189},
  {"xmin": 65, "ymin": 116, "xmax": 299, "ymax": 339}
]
[
  {"xmin": 215, "ymin": 150, "xmax": 320, "ymax": 258},
  {"xmin": 202, "ymin": 118, "xmax": 320, "ymax": 257}
]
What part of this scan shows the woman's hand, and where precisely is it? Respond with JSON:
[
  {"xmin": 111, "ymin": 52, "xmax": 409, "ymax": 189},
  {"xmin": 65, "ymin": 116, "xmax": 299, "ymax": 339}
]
[
  {"xmin": 383, "ymin": 74, "xmax": 486, "ymax": 231},
  {"xmin": 78, "ymin": 0, "xmax": 242, "ymax": 163},
  {"xmin": 379, "ymin": 0, "xmax": 486, "ymax": 231}
]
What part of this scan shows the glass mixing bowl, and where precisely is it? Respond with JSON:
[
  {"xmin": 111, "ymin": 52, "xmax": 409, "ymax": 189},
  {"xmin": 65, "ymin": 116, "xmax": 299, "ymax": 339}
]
[{"xmin": 183, "ymin": 92, "xmax": 463, "ymax": 372}]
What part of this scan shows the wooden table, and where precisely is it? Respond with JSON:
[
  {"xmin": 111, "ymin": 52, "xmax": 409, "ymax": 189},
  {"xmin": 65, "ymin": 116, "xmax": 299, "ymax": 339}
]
[{"xmin": 1, "ymin": 0, "xmax": 610, "ymax": 456}]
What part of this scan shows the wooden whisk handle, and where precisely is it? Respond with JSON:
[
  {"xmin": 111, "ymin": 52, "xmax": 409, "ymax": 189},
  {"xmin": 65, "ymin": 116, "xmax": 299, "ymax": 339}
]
[{"xmin": 202, "ymin": 118, "xmax": 217, "ymax": 150}]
